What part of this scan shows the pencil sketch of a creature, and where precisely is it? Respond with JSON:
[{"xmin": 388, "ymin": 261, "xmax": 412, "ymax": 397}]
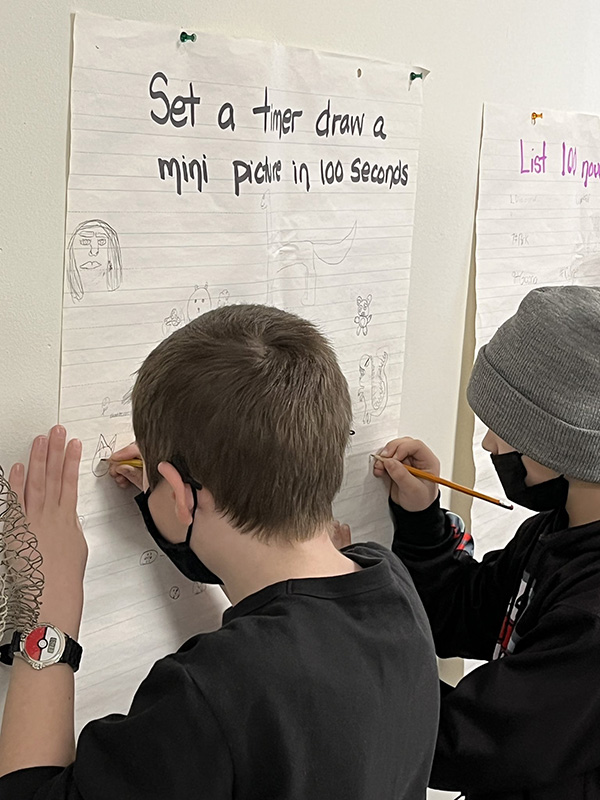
[
  {"xmin": 354, "ymin": 294, "xmax": 372, "ymax": 335},
  {"xmin": 92, "ymin": 433, "xmax": 118, "ymax": 477},
  {"xmin": 261, "ymin": 191, "xmax": 357, "ymax": 306},
  {"xmin": 187, "ymin": 283, "xmax": 212, "ymax": 322},
  {"xmin": 162, "ymin": 307, "xmax": 186, "ymax": 337},
  {"xmin": 66, "ymin": 219, "xmax": 122, "ymax": 302},
  {"xmin": 358, "ymin": 350, "xmax": 389, "ymax": 424},
  {"xmin": 217, "ymin": 289, "xmax": 231, "ymax": 307}
]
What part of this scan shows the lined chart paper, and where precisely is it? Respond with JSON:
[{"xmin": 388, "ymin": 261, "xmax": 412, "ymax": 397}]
[
  {"xmin": 473, "ymin": 103, "xmax": 600, "ymax": 555},
  {"xmin": 57, "ymin": 14, "xmax": 424, "ymax": 728}
]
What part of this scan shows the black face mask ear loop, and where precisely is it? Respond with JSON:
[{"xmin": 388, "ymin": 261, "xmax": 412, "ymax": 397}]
[{"xmin": 185, "ymin": 485, "xmax": 199, "ymax": 546}]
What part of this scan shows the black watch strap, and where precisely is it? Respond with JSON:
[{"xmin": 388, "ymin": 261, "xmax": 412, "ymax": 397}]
[
  {"xmin": 0, "ymin": 632, "xmax": 20, "ymax": 667},
  {"xmin": 0, "ymin": 637, "xmax": 14, "ymax": 666},
  {"xmin": 62, "ymin": 634, "xmax": 83, "ymax": 672}
]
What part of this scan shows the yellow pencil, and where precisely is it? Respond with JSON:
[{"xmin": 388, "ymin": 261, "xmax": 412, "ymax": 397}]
[
  {"xmin": 100, "ymin": 458, "xmax": 144, "ymax": 469},
  {"xmin": 370, "ymin": 453, "xmax": 513, "ymax": 510}
]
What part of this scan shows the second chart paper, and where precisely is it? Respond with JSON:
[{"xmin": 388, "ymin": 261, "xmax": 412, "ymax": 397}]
[
  {"xmin": 474, "ymin": 103, "xmax": 600, "ymax": 556},
  {"xmin": 59, "ymin": 14, "xmax": 424, "ymax": 727}
]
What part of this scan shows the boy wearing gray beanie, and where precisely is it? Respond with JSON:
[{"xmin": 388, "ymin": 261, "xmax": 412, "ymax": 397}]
[{"xmin": 374, "ymin": 286, "xmax": 600, "ymax": 800}]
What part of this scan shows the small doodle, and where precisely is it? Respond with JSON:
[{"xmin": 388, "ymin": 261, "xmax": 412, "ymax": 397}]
[
  {"xmin": 100, "ymin": 394, "xmax": 131, "ymax": 420},
  {"xmin": 358, "ymin": 350, "xmax": 389, "ymax": 424},
  {"xmin": 560, "ymin": 225, "xmax": 600, "ymax": 284},
  {"xmin": 262, "ymin": 191, "xmax": 357, "ymax": 307},
  {"xmin": 217, "ymin": 289, "xmax": 231, "ymax": 307},
  {"xmin": 559, "ymin": 264, "xmax": 578, "ymax": 284},
  {"xmin": 162, "ymin": 307, "xmax": 186, "ymax": 338},
  {"xmin": 193, "ymin": 582, "xmax": 206, "ymax": 595},
  {"xmin": 92, "ymin": 433, "xmax": 117, "ymax": 477},
  {"xmin": 67, "ymin": 219, "xmax": 122, "ymax": 302},
  {"xmin": 139, "ymin": 550, "xmax": 158, "ymax": 566},
  {"xmin": 354, "ymin": 294, "xmax": 372, "ymax": 335},
  {"xmin": 187, "ymin": 283, "xmax": 212, "ymax": 322},
  {"xmin": 169, "ymin": 586, "xmax": 181, "ymax": 600}
]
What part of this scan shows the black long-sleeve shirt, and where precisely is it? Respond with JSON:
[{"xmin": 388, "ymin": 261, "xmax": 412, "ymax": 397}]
[
  {"xmin": 0, "ymin": 543, "xmax": 439, "ymax": 800},
  {"xmin": 391, "ymin": 497, "xmax": 600, "ymax": 800}
]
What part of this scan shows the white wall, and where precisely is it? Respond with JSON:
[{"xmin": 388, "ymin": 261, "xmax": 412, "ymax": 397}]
[
  {"xmin": 4, "ymin": 3, "xmax": 600, "ymax": 797},
  {"xmin": 3, "ymin": 0, "xmax": 600, "ymax": 484}
]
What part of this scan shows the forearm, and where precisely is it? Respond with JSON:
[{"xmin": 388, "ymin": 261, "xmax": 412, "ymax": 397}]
[
  {"xmin": 0, "ymin": 594, "xmax": 81, "ymax": 777},
  {"xmin": 0, "ymin": 659, "xmax": 75, "ymax": 776},
  {"xmin": 0, "ymin": 429, "xmax": 87, "ymax": 781},
  {"xmin": 390, "ymin": 494, "xmax": 447, "ymax": 550},
  {"xmin": 390, "ymin": 498, "xmax": 495, "ymax": 658}
]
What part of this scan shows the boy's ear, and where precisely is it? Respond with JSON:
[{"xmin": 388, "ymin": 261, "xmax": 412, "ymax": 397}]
[
  {"xmin": 157, "ymin": 462, "xmax": 196, "ymax": 526},
  {"xmin": 108, "ymin": 434, "xmax": 117, "ymax": 450}
]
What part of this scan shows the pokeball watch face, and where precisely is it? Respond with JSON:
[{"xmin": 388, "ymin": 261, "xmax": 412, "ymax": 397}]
[{"xmin": 22, "ymin": 625, "xmax": 65, "ymax": 669}]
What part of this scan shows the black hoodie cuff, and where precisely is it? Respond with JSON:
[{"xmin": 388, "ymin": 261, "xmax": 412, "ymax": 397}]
[{"xmin": 389, "ymin": 493, "xmax": 449, "ymax": 546}]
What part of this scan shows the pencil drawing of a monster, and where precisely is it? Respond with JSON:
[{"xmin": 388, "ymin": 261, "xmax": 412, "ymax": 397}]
[{"xmin": 358, "ymin": 350, "xmax": 389, "ymax": 424}]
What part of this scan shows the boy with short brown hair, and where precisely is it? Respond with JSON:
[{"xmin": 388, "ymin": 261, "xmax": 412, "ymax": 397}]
[
  {"xmin": 133, "ymin": 303, "xmax": 351, "ymax": 540},
  {"xmin": 0, "ymin": 304, "xmax": 439, "ymax": 800}
]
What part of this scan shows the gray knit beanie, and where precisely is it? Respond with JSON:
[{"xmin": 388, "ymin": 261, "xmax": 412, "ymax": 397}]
[{"xmin": 467, "ymin": 285, "xmax": 600, "ymax": 482}]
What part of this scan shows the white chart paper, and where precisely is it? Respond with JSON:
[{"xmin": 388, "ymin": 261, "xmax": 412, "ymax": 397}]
[
  {"xmin": 58, "ymin": 14, "xmax": 424, "ymax": 728},
  {"xmin": 473, "ymin": 103, "xmax": 600, "ymax": 555}
]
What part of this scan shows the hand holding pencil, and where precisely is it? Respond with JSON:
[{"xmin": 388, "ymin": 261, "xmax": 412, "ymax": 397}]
[
  {"xmin": 372, "ymin": 438, "xmax": 442, "ymax": 512},
  {"xmin": 107, "ymin": 442, "xmax": 145, "ymax": 491},
  {"xmin": 372, "ymin": 437, "xmax": 512, "ymax": 512}
]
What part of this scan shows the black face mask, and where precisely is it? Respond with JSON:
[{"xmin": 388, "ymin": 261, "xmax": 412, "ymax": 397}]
[
  {"xmin": 134, "ymin": 467, "xmax": 222, "ymax": 585},
  {"xmin": 490, "ymin": 451, "xmax": 569, "ymax": 512}
]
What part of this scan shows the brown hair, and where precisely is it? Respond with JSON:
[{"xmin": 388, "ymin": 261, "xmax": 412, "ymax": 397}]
[{"xmin": 132, "ymin": 304, "xmax": 352, "ymax": 541}]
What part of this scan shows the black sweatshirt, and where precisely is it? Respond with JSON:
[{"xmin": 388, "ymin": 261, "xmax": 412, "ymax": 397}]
[
  {"xmin": 0, "ymin": 543, "xmax": 439, "ymax": 800},
  {"xmin": 391, "ymin": 497, "xmax": 600, "ymax": 800}
]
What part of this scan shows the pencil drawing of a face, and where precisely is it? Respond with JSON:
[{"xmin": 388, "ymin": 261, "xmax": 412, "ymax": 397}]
[
  {"xmin": 67, "ymin": 219, "xmax": 122, "ymax": 302},
  {"xmin": 78, "ymin": 226, "xmax": 108, "ymax": 270}
]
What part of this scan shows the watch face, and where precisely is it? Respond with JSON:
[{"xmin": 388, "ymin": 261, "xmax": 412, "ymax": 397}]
[{"xmin": 23, "ymin": 625, "xmax": 64, "ymax": 666}]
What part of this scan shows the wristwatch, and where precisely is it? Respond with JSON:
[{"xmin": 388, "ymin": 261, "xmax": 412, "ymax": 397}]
[{"xmin": 0, "ymin": 624, "xmax": 82, "ymax": 672}]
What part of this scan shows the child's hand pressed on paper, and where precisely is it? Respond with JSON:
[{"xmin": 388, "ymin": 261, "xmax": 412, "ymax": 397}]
[
  {"xmin": 108, "ymin": 441, "xmax": 144, "ymax": 490},
  {"xmin": 373, "ymin": 437, "xmax": 440, "ymax": 512},
  {"xmin": 8, "ymin": 425, "xmax": 86, "ymax": 637}
]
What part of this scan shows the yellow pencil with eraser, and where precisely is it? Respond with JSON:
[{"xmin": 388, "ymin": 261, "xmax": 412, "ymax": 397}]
[{"xmin": 369, "ymin": 453, "xmax": 513, "ymax": 510}]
